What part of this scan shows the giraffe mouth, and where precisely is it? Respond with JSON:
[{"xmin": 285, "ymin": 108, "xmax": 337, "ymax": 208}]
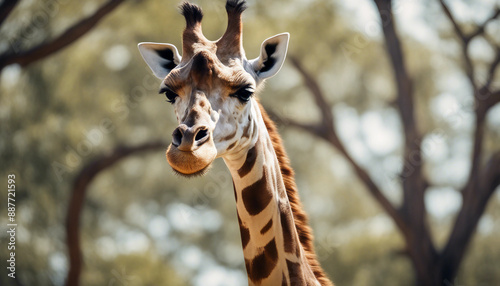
[{"xmin": 165, "ymin": 140, "xmax": 217, "ymax": 177}]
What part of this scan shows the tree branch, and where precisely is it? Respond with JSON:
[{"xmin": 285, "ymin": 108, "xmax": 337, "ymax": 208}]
[
  {"xmin": 436, "ymin": 1, "xmax": 500, "ymax": 281},
  {"xmin": 483, "ymin": 45, "xmax": 500, "ymax": 92},
  {"xmin": 371, "ymin": 3, "xmax": 438, "ymax": 282},
  {"xmin": 474, "ymin": 10, "xmax": 500, "ymax": 103},
  {"xmin": 0, "ymin": 0, "xmax": 19, "ymax": 27},
  {"xmin": 277, "ymin": 56, "xmax": 406, "ymax": 235},
  {"xmin": 373, "ymin": 0, "xmax": 427, "ymax": 225},
  {"xmin": 288, "ymin": 56, "xmax": 336, "ymax": 139},
  {"xmin": 438, "ymin": 0, "xmax": 500, "ymax": 193},
  {"xmin": 266, "ymin": 108, "xmax": 323, "ymax": 136},
  {"xmin": 441, "ymin": 152, "xmax": 500, "ymax": 280},
  {"xmin": 487, "ymin": 89, "xmax": 500, "ymax": 108},
  {"xmin": 65, "ymin": 141, "xmax": 165, "ymax": 286},
  {"xmin": 437, "ymin": 0, "xmax": 466, "ymax": 42},
  {"xmin": 438, "ymin": 0, "xmax": 476, "ymax": 87},
  {"xmin": 468, "ymin": 7, "xmax": 500, "ymax": 40},
  {"xmin": 483, "ymin": 152, "xmax": 500, "ymax": 195},
  {"xmin": 0, "ymin": 0, "xmax": 124, "ymax": 71}
]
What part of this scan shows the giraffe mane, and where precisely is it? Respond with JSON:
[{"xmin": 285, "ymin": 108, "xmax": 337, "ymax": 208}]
[{"xmin": 258, "ymin": 102, "xmax": 334, "ymax": 286}]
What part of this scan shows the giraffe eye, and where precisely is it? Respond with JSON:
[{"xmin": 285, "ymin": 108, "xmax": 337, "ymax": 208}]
[
  {"xmin": 232, "ymin": 85, "xmax": 254, "ymax": 103},
  {"xmin": 160, "ymin": 87, "xmax": 179, "ymax": 104}
]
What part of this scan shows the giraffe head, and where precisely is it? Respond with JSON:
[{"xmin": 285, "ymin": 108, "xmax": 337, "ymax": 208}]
[{"xmin": 138, "ymin": 0, "xmax": 289, "ymax": 176}]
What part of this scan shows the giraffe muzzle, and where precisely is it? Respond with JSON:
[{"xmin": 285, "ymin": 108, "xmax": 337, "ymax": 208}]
[
  {"xmin": 166, "ymin": 124, "xmax": 217, "ymax": 176},
  {"xmin": 171, "ymin": 124, "xmax": 210, "ymax": 152}
]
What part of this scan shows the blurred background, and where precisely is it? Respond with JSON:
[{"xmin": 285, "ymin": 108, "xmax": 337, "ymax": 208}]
[{"xmin": 1, "ymin": 0, "xmax": 499, "ymax": 285}]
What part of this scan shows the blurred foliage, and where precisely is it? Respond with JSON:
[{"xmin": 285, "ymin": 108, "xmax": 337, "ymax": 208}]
[{"xmin": 0, "ymin": 0, "xmax": 499, "ymax": 285}]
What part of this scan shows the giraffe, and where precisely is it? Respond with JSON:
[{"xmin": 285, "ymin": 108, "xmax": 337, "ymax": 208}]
[{"xmin": 138, "ymin": 1, "xmax": 333, "ymax": 285}]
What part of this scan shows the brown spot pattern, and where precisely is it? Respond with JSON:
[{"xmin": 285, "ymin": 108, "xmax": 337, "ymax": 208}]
[
  {"xmin": 184, "ymin": 109, "xmax": 201, "ymax": 127},
  {"xmin": 286, "ymin": 259, "xmax": 305, "ymax": 285},
  {"xmin": 242, "ymin": 168, "xmax": 272, "ymax": 216},
  {"xmin": 222, "ymin": 130, "xmax": 237, "ymax": 141},
  {"xmin": 241, "ymin": 120, "xmax": 251, "ymax": 138},
  {"xmin": 258, "ymin": 103, "xmax": 333, "ymax": 285},
  {"xmin": 277, "ymin": 178, "xmax": 287, "ymax": 199},
  {"xmin": 238, "ymin": 142, "xmax": 258, "ymax": 178},
  {"xmin": 227, "ymin": 141, "xmax": 237, "ymax": 150},
  {"xmin": 260, "ymin": 218, "xmax": 273, "ymax": 235},
  {"xmin": 280, "ymin": 200, "xmax": 297, "ymax": 254},
  {"xmin": 282, "ymin": 272, "xmax": 288, "ymax": 286},
  {"xmin": 245, "ymin": 238, "xmax": 278, "ymax": 283},
  {"xmin": 238, "ymin": 213, "xmax": 250, "ymax": 249}
]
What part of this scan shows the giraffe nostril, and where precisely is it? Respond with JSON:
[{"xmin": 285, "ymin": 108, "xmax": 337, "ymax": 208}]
[
  {"xmin": 195, "ymin": 128, "xmax": 209, "ymax": 143},
  {"xmin": 172, "ymin": 128, "xmax": 183, "ymax": 147}
]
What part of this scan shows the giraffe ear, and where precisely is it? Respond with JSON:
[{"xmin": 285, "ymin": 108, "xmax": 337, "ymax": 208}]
[
  {"xmin": 138, "ymin": 42, "xmax": 181, "ymax": 79},
  {"xmin": 250, "ymin": 33, "xmax": 289, "ymax": 80}
]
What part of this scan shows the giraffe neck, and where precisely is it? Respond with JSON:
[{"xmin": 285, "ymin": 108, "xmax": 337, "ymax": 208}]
[{"xmin": 223, "ymin": 101, "xmax": 322, "ymax": 286}]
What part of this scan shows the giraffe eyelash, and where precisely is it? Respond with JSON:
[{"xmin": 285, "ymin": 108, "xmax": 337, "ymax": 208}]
[
  {"xmin": 159, "ymin": 87, "xmax": 179, "ymax": 104},
  {"xmin": 231, "ymin": 84, "xmax": 255, "ymax": 103}
]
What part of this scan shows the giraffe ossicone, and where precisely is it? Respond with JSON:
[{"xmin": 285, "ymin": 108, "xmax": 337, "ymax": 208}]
[{"xmin": 138, "ymin": 1, "xmax": 333, "ymax": 285}]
